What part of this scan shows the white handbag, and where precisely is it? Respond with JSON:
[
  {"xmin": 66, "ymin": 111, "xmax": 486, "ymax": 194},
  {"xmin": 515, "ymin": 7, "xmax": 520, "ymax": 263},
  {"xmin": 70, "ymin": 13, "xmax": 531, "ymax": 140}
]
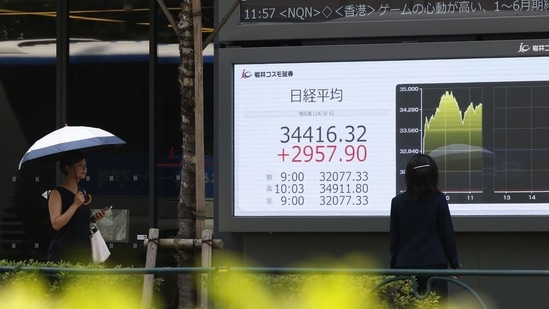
[{"xmin": 90, "ymin": 223, "xmax": 111, "ymax": 264}]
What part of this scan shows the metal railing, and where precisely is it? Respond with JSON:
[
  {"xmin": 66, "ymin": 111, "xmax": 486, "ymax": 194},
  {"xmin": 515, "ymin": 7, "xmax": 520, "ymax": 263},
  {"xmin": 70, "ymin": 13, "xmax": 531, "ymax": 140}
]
[{"xmin": 4, "ymin": 266, "xmax": 549, "ymax": 308}]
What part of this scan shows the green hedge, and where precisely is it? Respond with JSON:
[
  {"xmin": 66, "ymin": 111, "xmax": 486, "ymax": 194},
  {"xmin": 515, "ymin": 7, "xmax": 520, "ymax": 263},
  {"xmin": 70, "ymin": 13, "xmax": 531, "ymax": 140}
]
[
  {"xmin": 0, "ymin": 259, "xmax": 163, "ymax": 309},
  {"xmin": 0, "ymin": 259, "xmax": 439, "ymax": 309},
  {"xmin": 212, "ymin": 273, "xmax": 439, "ymax": 309}
]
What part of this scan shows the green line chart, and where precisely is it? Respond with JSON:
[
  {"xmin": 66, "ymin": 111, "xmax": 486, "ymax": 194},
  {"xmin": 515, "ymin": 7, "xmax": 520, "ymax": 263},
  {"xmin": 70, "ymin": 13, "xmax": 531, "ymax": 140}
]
[{"xmin": 396, "ymin": 82, "xmax": 549, "ymax": 204}]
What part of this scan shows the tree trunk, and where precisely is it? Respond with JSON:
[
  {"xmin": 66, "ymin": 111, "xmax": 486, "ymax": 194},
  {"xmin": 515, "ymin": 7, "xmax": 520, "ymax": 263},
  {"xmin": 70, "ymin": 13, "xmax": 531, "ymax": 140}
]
[{"xmin": 176, "ymin": 0, "xmax": 197, "ymax": 308}]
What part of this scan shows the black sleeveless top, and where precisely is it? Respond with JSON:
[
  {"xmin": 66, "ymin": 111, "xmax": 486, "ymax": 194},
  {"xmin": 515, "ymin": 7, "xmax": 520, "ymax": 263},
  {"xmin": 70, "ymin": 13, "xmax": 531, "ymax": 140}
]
[{"xmin": 47, "ymin": 186, "xmax": 92, "ymax": 263}]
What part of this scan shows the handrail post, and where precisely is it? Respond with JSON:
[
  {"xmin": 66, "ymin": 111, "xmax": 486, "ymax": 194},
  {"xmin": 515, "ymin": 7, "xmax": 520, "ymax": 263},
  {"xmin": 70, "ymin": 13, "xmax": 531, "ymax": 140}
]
[
  {"xmin": 199, "ymin": 229, "xmax": 213, "ymax": 308},
  {"xmin": 142, "ymin": 228, "xmax": 159, "ymax": 309}
]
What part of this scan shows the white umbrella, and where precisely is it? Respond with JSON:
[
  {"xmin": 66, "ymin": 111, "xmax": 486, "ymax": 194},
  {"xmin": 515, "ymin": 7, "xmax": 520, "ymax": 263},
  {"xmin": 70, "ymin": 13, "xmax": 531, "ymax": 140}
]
[{"xmin": 19, "ymin": 125, "xmax": 126, "ymax": 169}]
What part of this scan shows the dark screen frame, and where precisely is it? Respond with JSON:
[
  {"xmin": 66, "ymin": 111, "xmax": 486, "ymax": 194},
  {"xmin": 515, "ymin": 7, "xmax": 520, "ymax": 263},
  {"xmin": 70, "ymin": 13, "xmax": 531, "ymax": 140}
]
[{"xmin": 215, "ymin": 38, "xmax": 549, "ymax": 232}]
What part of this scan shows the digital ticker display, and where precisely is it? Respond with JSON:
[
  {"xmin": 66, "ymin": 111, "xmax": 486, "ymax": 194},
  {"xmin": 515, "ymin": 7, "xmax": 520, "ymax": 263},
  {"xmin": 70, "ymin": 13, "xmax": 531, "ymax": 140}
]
[
  {"xmin": 217, "ymin": 0, "xmax": 549, "ymax": 42},
  {"xmin": 217, "ymin": 39, "xmax": 549, "ymax": 232},
  {"xmin": 239, "ymin": 0, "xmax": 549, "ymax": 23}
]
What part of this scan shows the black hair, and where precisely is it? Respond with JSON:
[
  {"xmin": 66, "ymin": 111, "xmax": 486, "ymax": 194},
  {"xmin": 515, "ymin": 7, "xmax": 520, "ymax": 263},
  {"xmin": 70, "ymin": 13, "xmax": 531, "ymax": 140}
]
[
  {"xmin": 404, "ymin": 153, "xmax": 439, "ymax": 200},
  {"xmin": 59, "ymin": 151, "xmax": 85, "ymax": 175}
]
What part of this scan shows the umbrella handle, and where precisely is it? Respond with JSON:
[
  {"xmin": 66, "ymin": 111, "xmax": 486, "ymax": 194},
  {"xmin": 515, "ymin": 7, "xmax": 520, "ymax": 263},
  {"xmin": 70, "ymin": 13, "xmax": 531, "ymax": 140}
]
[{"xmin": 82, "ymin": 193, "xmax": 93, "ymax": 205}]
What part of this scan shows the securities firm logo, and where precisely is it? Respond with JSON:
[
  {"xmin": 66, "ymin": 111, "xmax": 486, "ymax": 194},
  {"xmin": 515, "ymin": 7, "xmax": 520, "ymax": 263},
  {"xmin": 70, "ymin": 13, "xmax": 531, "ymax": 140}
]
[
  {"xmin": 517, "ymin": 42, "xmax": 549, "ymax": 54},
  {"xmin": 240, "ymin": 69, "xmax": 294, "ymax": 79}
]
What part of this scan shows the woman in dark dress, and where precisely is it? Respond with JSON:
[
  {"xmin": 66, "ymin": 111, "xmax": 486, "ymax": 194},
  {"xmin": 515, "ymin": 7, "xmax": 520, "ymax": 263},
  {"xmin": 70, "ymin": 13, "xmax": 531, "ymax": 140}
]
[
  {"xmin": 47, "ymin": 151, "xmax": 106, "ymax": 263},
  {"xmin": 389, "ymin": 153, "xmax": 461, "ymax": 300}
]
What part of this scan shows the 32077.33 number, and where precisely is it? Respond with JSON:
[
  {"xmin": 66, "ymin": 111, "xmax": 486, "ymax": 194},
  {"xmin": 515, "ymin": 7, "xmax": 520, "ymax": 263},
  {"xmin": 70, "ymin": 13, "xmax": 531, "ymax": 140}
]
[{"xmin": 320, "ymin": 195, "xmax": 368, "ymax": 205}]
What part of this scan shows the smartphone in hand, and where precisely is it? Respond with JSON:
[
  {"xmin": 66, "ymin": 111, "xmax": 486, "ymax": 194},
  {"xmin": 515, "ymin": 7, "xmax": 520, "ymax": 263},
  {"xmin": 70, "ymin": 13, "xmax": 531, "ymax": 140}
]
[{"xmin": 91, "ymin": 206, "xmax": 112, "ymax": 223}]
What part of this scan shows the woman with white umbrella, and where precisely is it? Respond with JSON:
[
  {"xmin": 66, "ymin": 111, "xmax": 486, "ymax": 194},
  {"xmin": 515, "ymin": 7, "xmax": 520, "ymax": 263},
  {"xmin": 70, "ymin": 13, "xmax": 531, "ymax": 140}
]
[
  {"xmin": 47, "ymin": 150, "xmax": 108, "ymax": 263},
  {"xmin": 18, "ymin": 125, "xmax": 124, "ymax": 263}
]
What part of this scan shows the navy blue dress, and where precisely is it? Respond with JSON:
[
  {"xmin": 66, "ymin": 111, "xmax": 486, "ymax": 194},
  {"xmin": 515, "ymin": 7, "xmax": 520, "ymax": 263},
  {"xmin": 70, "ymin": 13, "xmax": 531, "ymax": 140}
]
[{"xmin": 47, "ymin": 186, "xmax": 92, "ymax": 263}]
